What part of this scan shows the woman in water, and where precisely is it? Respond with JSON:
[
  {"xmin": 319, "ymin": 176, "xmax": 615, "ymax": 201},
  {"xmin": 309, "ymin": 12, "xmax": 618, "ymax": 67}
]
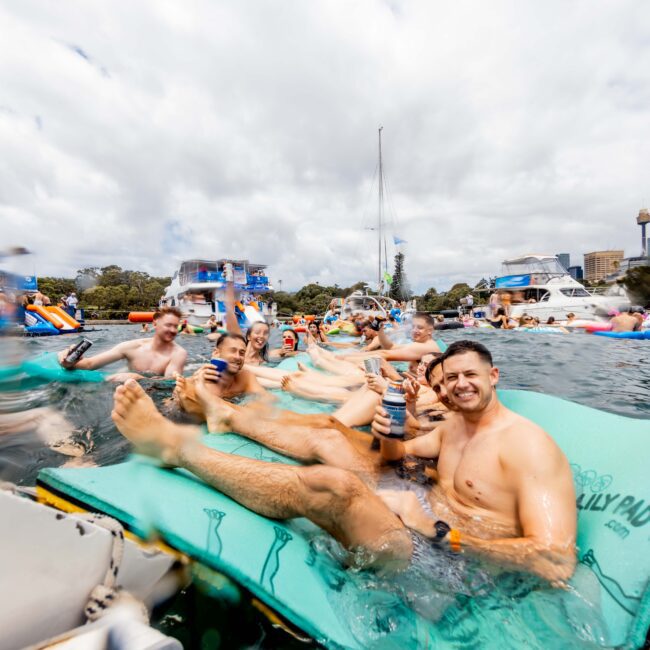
[
  {"xmin": 179, "ymin": 319, "xmax": 196, "ymax": 335},
  {"xmin": 243, "ymin": 321, "xmax": 271, "ymax": 365},
  {"xmin": 269, "ymin": 328, "xmax": 300, "ymax": 360},
  {"xmin": 487, "ymin": 307, "xmax": 512, "ymax": 329},
  {"xmin": 307, "ymin": 320, "xmax": 328, "ymax": 343}
]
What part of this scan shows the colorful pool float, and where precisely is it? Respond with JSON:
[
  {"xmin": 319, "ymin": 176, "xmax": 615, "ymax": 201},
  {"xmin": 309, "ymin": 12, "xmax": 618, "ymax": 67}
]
[{"xmin": 593, "ymin": 330, "xmax": 650, "ymax": 340}]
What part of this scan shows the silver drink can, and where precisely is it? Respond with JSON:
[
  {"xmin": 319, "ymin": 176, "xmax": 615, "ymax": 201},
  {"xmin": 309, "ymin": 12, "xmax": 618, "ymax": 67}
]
[{"xmin": 364, "ymin": 357, "xmax": 381, "ymax": 375}]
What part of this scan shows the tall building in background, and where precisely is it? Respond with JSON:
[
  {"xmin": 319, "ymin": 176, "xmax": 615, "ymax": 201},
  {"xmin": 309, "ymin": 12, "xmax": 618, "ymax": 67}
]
[
  {"xmin": 583, "ymin": 251, "xmax": 624, "ymax": 282},
  {"xmin": 556, "ymin": 253, "xmax": 570, "ymax": 270},
  {"xmin": 638, "ymin": 208, "xmax": 650, "ymax": 256},
  {"xmin": 568, "ymin": 265, "xmax": 583, "ymax": 280}
]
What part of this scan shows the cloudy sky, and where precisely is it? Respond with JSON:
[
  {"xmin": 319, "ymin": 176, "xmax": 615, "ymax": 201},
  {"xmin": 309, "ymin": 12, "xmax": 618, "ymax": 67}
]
[{"xmin": 1, "ymin": 1, "xmax": 649, "ymax": 292}]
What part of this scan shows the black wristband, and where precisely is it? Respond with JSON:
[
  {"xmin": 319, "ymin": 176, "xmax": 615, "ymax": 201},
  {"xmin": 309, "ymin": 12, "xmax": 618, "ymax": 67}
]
[{"xmin": 431, "ymin": 520, "xmax": 451, "ymax": 543}]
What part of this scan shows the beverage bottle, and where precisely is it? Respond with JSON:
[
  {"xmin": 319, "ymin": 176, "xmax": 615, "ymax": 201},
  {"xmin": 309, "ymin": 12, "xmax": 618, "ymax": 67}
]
[
  {"xmin": 381, "ymin": 381, "xmax": 406, "ymax": 438},
  {"xmin": 64, "ymin": 338, "xmax": 93, "ymax": 365}
]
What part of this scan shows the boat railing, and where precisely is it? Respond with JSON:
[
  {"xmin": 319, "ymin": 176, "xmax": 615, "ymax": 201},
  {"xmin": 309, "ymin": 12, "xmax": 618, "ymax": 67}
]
[{"xmin": 188, "ymin": 271, "xmax": 270, "ymax": 289}]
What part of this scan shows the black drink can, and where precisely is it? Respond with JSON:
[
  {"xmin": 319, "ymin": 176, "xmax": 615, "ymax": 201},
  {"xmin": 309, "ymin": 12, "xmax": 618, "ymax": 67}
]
[{"xmin": 64, "ymin": 338, "xmax": 93, "ymax": 365}]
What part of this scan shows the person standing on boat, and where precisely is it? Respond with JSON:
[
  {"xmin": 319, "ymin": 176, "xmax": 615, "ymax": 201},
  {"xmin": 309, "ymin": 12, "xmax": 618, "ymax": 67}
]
[
  {"xmin": 488, "ymin": 291, "xmax": 500, "ymax": 319},
  {"xmin": 57, "ymin": 306, "xmax": 187, "ymax": 380}
]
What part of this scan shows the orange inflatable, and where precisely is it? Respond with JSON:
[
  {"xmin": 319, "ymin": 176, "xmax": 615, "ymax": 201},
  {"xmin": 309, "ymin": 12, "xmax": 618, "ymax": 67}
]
[{"xmin": 128, "ymin": 312, "xmax": 155, "ymax": 323}]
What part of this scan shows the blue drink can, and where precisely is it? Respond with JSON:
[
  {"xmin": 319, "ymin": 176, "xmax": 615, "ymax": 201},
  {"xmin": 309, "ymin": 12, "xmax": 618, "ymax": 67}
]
[
  {"xmin": 382, "ymin": 381, "xmax": 406, "ymax": 438},
  {"xmin": 210, "ymin": 358, "xmax": 228, "ymax": 381}
]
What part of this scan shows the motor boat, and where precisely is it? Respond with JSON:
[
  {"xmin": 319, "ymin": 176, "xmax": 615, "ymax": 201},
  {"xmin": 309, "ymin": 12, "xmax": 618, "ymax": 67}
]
[
  {"xmin": 161, "ymin": 259, "xmax": 275, "ymax": 328},
  {"xmin": 492, "ymin": 255, "xmax": 631, "ymax": 322},
  {"xmin": 323, "ymin": 290, "xmax": 401, "ymax": 323}
]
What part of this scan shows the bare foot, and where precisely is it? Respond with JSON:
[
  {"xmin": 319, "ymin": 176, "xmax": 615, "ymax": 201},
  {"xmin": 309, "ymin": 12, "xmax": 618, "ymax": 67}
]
[
  {"xmin": 112, "ymin": 379, "xmax": 200, "ymax": 464},
  {"xmin": 193, "ymin": 374, "xmax": 236, "ymax": 434}
]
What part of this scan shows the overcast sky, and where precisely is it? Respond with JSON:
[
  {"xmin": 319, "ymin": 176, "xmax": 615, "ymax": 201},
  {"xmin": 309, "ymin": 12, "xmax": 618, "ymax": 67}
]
[{"xmin": 1, "ymin": 1, "xmax": 649, "ymax": 292}]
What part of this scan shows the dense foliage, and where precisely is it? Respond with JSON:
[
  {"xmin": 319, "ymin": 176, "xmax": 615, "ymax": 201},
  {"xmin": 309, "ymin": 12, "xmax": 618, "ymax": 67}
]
[{"xmin": 38, "ymin": 265, "xmax": 170, "ymax": 318}]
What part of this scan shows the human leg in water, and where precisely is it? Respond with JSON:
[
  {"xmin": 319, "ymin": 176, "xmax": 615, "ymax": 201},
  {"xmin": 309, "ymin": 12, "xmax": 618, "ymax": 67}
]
[{"xmin": 111, "ymin": 380, "xmax": 411, "ymax": 569}]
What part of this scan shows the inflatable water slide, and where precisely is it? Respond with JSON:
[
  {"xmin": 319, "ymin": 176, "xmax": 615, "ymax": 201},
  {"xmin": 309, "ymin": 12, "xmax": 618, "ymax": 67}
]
[{"xmin": 24, "ymin": 305, "xmax": 82, "ymax": 336}]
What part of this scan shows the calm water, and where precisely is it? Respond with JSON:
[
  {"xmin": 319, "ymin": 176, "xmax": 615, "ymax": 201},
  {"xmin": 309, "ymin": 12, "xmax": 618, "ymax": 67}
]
[{"xmin": 1, "ymin": 324, "xmax": 648, "ymax": 648}]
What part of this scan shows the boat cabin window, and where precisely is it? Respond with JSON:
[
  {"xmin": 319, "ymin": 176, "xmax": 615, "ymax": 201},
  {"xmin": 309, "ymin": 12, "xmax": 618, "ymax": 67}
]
[
  {"xmin": 539, "ymin": 292, "xmax": 550, "ymax": 302},
  {"xmin": 560, "ymin": 288, "xmax": 590, "ymax": 298}
]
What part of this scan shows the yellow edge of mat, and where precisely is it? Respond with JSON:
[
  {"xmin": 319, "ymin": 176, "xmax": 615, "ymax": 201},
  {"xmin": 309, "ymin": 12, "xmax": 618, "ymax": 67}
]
[{"xmin": 36, "ymin": 484, "xmax": 186, "ymax": 562}]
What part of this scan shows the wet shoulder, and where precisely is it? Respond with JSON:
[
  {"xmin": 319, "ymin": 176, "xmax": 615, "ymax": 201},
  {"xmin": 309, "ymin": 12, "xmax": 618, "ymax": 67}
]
[{"xmin": 498, "ymin": 407, "xmax": 565, "ymax": 466}]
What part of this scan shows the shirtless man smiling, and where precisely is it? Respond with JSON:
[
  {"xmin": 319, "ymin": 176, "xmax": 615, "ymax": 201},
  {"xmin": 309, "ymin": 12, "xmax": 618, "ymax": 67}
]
[
  {"xmin": 110, "ymin": 339, "xmax": 576, "ymax": 582},
  {"xmin": 58, "ymin": 306, "xmax": 187, "ymax": 380},
  {"xmin": 374, "ymin": 340, "xmax": 576, "ymax": 581},
  {"xmin": 173, "ymin": 333, "xmax": 268, "ymax": 419}
]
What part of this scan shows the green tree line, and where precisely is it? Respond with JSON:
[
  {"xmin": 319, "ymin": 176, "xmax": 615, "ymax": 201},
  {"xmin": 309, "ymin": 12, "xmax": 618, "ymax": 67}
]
[
  {"xmin": 36, "ymin": 263, "xmax": 649, "ymax": 319},
  {"xmin": 38, "ymin": 265, "xmax": 170, "ymax": 319}
]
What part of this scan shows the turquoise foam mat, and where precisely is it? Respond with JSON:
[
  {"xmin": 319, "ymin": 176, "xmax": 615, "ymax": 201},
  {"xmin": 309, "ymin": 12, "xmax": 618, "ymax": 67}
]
[
  {"xmin": 0, "ymin": 352, "xmax": 106, "ymax": 391},
  {"xmin": 37, "ymin": 390, "xmax": 649, "ymax": 647}
]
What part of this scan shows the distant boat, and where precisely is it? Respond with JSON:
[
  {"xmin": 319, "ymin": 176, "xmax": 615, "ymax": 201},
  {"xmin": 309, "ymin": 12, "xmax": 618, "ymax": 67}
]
[
  {"xmin": 161, "ymin": 259, "xmax": 275, "ymax": 327},
  {"xmin": 494, "ymin": 254, "xmax": 630, "ymax": 321}
]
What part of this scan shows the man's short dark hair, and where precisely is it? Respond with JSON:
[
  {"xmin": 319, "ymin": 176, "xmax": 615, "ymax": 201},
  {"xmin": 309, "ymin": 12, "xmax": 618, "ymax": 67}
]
[
  {"xmin": 442, "ymin": 340, "xmax": 493, "ymax": 367},
  {"xmin": 413, "ymin": 312, "xmax": 435, "ymax": 327},
  {"xmin": 216, "ymin": 332, "xmax": 247, "ymax": 349},
  {"xmin": 424, "ymin": 352, "xmax": 444, "ymax": 384}
]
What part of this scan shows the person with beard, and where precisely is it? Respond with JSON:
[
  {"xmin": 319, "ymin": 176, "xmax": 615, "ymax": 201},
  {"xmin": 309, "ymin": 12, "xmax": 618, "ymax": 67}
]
[
  {"xmin": 373, "ymin": 339, "xmax": 576, "ymax": 582},
  {"xmin": 173, "ymin": 333, "xmax": 268, "ymax": 418}
]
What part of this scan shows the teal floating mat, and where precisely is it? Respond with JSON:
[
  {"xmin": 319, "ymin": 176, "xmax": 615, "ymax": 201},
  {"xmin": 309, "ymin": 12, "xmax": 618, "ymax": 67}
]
[
  {"xmin": 38, "ymin": 390, "xmax": 649, "ymax": 649},
  {"xmin": 0, "ymin": 352, "xmax": 106, "ymax": 391}
]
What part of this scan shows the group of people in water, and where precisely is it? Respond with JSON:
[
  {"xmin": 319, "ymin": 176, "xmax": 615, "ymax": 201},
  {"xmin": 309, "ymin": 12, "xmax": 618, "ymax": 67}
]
[{"xmin": 55, "ymin": 300, "xmax": 578, "ymax": 584}]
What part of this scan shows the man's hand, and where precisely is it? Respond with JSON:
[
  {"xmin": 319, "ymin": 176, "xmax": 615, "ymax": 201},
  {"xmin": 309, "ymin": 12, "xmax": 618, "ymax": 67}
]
[
  {"xmin": 402, "ymin": 376, "xmax": 420, "ymax": 404},
  {"xmin": 366, "ymin": 372, "xmax": 388, "ymax": 396},
  {"xmin": 377, "ymin": 489, "xmax": 430, "ymax": 532},
  {"xmin": 197, "ymin": 363, "xmax": 221, "ymax": 384},
  {"xmin": 371, "ymin": 404, "xmax": 392, "ymax": 439},
  {"xmin": 58, "ymin": 346, "xmax": 76, "ymax": 370}
]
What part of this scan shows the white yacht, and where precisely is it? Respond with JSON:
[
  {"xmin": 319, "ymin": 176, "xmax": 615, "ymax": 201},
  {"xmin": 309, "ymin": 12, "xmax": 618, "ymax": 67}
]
[
  {"xmin": 160, "ymin": 259, "xmax": 275, "ymax": 327},
  {"xmin": 494, "ymin": 255, "xmax": 630, "ymax": 322},
  {"xmin": 328, "ymin": 290, "xmax": 399, "ymax": 321}
]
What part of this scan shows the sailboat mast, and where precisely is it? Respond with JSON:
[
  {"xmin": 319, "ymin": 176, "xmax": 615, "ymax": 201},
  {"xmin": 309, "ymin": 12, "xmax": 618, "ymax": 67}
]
[{"xmin": 378, "ymin": 126, "xmax": 384, "ymax": 294}]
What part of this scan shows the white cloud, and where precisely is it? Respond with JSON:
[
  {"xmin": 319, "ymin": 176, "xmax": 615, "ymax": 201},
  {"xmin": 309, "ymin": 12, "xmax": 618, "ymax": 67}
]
[{"xmin": 1, "ymin": 0, "xmax": 649, "ymax": 292}]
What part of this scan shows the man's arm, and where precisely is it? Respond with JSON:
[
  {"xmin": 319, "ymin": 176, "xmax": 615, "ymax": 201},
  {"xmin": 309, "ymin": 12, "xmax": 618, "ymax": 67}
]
[
  {"xmin": 458, "ymin": 432, "xmax": 577, "ymax": 582},
  {"xmin": 244, "ymin": 370, "xmax": 272, "ymax": 398},
  {"xmin": 363, "ymin": 337, "xmax": 382, "ymax": 352},
  {"xmin": 371, "ymin": 404, "xmax": 444, "ymax": 462},
  {"xmin": 164, "ymin": 347, "xmax": 188, "ymax": 378},
  {"xmin": 59, "ymin": 340, "xmax": 134, "ymax": 370},
  {"xmin": 224, "ymin": 281, "xmax": 244, "ymax": 336},
  {"xmin": 377, "ymin": 326, "xmax": 395, "ymax": 349},
  {"xmin": 380, "ymin": 340, "xmax": 440, "ymax": 362},
  {"xmin": 389, "ymin": 428, "xmax": 577, "ymax": 583}
]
